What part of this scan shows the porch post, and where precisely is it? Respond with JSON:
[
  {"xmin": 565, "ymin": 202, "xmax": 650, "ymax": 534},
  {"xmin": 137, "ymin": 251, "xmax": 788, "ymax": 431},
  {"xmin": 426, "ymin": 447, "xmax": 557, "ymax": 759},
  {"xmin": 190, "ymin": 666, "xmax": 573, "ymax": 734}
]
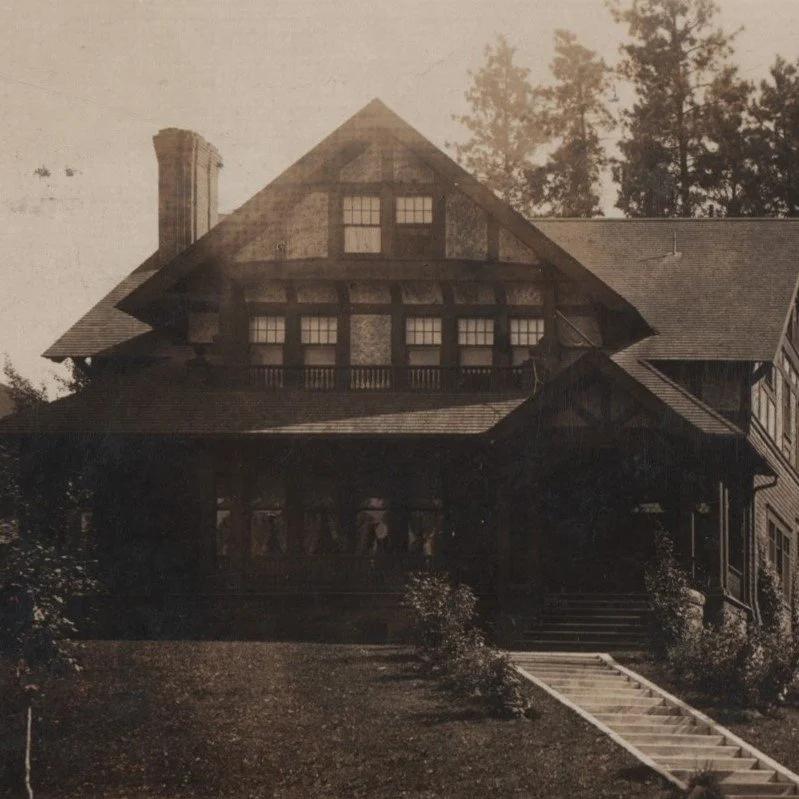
[{"xmin": 229, "ymin": 444, "xmax": 246, "ymax": 577}]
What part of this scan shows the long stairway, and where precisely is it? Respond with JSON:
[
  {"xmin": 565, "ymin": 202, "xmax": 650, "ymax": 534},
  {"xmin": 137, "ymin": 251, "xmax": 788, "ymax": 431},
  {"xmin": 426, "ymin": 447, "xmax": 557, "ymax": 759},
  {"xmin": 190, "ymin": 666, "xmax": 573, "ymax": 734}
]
[
  {"xmin": 512, "ymin": 653, "xmax": 799, "ymax": 798},
  {"xmin": 515, "ymin": 593, "xmax": 651, "ymax": 651}
]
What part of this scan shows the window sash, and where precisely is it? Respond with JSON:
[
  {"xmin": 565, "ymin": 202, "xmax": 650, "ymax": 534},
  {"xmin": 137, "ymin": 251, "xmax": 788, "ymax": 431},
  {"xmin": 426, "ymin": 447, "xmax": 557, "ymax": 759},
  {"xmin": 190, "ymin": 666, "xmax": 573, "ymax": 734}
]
[
  {"xmin": 343, "ymin": 196, "xmax": 380, "ymax": 226},
  {"xmin": 396, "ymin": 196, "xmax": 433, "ymax": 224},
  {"xmin": 249, "ymin": 315, "xmax": 285, "ymax": 344},
  {"xmin": 510, "ymin": 318, "xmax": 545, "ymax": 347},
  {"xmin": 406, "ymin": 317, "xmax": 442, "ymax": 346},
  {"xmin": 301, "ymin": 316, "xmax": 338, "ymax": 345},
  {"xmin": 458, "ymin": 318, "xmax": 494, "ymax": 347}
]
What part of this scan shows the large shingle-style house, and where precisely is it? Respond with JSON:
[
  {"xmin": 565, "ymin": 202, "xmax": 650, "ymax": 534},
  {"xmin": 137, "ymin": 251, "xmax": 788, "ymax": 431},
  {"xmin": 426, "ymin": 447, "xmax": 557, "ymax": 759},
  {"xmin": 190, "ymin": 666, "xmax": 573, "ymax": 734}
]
[{"xmin": 3, "ymin": 99, "xmax": 799, "ymax": 638}]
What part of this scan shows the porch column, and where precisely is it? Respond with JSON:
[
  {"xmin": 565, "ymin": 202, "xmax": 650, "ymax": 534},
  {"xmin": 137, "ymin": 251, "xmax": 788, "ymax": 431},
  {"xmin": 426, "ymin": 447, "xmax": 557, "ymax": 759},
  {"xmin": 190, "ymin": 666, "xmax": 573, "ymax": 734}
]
[
  {"xmin": 496, "ymin": 477, "xmax": 512, "ymax": 588},
  {"xmin": 229, "ymin": 445, "xmax": 247, "ymax": 576}
]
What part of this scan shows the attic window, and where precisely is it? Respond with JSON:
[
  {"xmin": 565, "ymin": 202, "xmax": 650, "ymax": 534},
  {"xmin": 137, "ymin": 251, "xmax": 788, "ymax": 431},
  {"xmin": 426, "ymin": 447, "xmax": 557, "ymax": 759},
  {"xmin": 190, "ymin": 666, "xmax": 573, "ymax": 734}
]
[
  {"xmin": 343, "ymin": 196, "xmax": 381, "ymax": 253},
  {"xmin": 396, "ymin": 196, "xmax": 432, "ymax": 224}
]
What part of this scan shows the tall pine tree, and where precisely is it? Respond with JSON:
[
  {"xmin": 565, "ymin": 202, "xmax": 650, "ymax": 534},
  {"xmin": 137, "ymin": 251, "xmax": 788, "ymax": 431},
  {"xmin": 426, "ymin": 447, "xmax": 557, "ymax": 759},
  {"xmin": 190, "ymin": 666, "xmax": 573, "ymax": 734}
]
[
  {"xmin": 609, "ymin": 0, "xmax": 739, "ymax": 217},
  {"xmin": 750, "ymin": 56, "xmax": 799, "ymax": 217},
  {"xmin": 529, "ymin": 30, "xmax": 614, "ymax": 217},
  {"xmin": 452, "ymin": 35, "xmax": 546, "ymax": 216}
]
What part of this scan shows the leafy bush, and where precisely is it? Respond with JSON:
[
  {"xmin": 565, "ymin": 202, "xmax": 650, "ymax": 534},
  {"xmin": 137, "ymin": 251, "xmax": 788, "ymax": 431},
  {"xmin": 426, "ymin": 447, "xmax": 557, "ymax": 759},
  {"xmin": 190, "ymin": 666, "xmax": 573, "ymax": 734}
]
[
  {"xmin": 403, "ymin": 572, "xmax": 531, "ymax": 718},
  {"xmin": 667, "ymin": 557, "xmax": 799, "ymax": 707},
  {"xmin": 644, "ymin": 528, "xmax": 693, "ymax": 658},
  {"xmin": 0, "ymin": 528, "xmax": 100, "ymax": 676},
  {"xmin": 758, "ymin": 546, "xmax": 786, "ymax": 633}
]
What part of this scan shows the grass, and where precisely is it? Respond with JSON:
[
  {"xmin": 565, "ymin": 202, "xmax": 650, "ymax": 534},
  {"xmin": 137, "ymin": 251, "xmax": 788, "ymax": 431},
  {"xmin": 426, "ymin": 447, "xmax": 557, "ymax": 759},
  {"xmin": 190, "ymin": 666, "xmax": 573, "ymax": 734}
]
[
  {"xmin": 617, "ymin": 652, "xmax": 799, "ymax": 776},
  {"xmin": 0, "ymin": 642, "xmax": 676, "ymax": 799}
]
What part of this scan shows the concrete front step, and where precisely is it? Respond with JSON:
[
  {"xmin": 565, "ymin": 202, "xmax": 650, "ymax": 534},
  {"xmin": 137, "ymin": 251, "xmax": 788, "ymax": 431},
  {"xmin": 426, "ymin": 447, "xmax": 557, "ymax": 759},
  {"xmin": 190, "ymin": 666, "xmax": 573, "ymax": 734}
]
[
  {"xmin": 624, "ymin": 733, "xmax": 725, "ymax": 745},
  {"xmin": 536, "ymin": 621, "xmax": 649, "ymax": 630},
  {"xmin": 671, "ymin": 770, "xmax": 783, "ymax": 785},
  {"xmin": 657, "ymin": 756, "xmax": 759, "ymax": 771},
  {"xmin": 517, "ymin": 640, "xmax": 648, "ymax": 651},
  {"xmin": 637, "ymin": 742, "xmax": 742, "ymax": 758}
]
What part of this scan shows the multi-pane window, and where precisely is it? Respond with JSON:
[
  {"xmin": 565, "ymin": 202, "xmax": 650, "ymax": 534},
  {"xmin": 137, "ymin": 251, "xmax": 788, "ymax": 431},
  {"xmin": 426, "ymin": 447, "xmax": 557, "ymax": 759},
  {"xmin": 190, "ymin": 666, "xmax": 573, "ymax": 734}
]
[
  {"xmin": 302, "ymin": 316, "xmax": 337, "ymax": 388},
  {"xmin": 249, "ymin": 315, "xmax": 285, "ymax": 344},
  {"xmin": 458, "ymin": 318, "xmax": 494, "ymax": 369},
  {"xmin": 406, "ymin": 317, "xmax": 442, "ymax": 346},
  {"xmin": 755, "ymin": 364, "xmax": 778, "ymax": 442},
  {"xmin": 768, "ymin": 519, "xmax": 793, "ymax": 600},
  {"xmin": 406, "ymin": 317, "xmax": 441, "ymax": 387},
  {"xmin": 396, "ymin": 196, "xmax": 433, "ymax": 224},
  {"xmin": 457, "ymin": 318, "xmax": 494, "ymax": 346},
  {"xmin": 301, "ymin": 316, "xmax": 338, "ymax": 345},
  {"xmin": 510, "ymin": 318, "xmax": 545, "ymax": 366},
  {"xmin": 510, "ymin": 318, "xmax": 545, "ymax": 347},
  {"xmin": 343, "ymin": 196, "xmax": 381, "ymax": 253},
  {"xmin": 756, "ymin": 354, "xmax": 799, "ymax": 467},
  {"xmin": 249, "ymin": 315, "xmax": 284, "ymax": 380}
]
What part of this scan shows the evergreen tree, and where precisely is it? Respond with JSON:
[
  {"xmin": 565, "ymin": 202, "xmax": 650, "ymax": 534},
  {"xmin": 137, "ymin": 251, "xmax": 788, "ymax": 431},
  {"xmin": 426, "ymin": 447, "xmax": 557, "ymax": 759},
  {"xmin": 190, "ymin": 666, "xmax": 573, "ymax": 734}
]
[
  {"xmin": 528, "ymin": 30, "xmax": 614, "ymax": 217},
  {"xmin": 452, "ymin": 35, "xmax": 546, "ymax": 216},
  {"xmin": 697, "ymin": 67, "xmax": 763, "ymax": 216},
  {"xmin": 609, "ymin": 0, "xmax": 739, "ymax": 217},
  {"xmin": 750, "ymin": 56, "xmax": 799, "ymax": 217}
]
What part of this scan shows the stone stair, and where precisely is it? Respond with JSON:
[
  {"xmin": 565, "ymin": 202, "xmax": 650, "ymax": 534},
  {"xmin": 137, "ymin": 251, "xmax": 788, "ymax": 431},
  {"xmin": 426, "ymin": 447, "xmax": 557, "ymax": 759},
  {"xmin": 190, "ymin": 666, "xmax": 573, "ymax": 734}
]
[
  {"xmin": 514, "ymin": 593, "xmax": 651, "ymax": 651},
  {"xmin": 512, "ymin": 653, "xmax": 799, "ymax": 798}
]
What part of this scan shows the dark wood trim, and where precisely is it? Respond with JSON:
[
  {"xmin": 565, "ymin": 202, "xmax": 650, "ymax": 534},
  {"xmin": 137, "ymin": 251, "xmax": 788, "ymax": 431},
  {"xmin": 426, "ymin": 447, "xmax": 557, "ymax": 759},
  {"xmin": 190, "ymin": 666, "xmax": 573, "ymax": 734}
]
[
  {"xmin": 231, "ymin": 258, "xmax": 547, "ymax": 283},
  {"xmin": 493, "ymin": 282, "xmax": 510, "ymax": 368},
  {"xmin": 283, "ymin": 282, "xmax": 301, "ymax": 371},
  {"xmin": 440, "ymin": 283, "xmax": 457, "ymax": 368},
  {"xmin": 336, "ymin": 282, "xmax": 350, "ymax": 389}
]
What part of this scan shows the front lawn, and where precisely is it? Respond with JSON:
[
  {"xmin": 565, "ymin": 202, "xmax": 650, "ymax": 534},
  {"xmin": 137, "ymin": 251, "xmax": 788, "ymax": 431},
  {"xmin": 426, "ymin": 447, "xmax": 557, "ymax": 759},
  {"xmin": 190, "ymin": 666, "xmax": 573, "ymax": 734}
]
[
  {"xmin": 618, "ymin": 653, "xmax": 799, "ymax": 776},
  {"xmin": 1, "ymin": 642, "xmax": 674, "ymax": 798}
]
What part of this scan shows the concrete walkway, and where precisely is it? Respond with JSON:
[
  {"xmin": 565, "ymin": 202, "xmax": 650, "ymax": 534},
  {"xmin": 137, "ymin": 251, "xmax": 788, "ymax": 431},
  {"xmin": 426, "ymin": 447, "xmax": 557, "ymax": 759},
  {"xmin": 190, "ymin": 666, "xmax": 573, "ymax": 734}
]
[{"xmin": 512, "ymin": 652, "xmax": 799, "ymax": 798}]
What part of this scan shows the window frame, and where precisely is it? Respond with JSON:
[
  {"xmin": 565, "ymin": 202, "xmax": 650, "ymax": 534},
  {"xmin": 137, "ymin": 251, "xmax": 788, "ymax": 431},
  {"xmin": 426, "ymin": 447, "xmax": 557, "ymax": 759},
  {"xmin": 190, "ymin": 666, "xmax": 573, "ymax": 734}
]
[
  {"xmin": 396, "ymin": 195, "xmax": 433, "ymax": 225},
  {"xmin": 343, "ymin": 195, "xmax": 381, "ymax": 254}
]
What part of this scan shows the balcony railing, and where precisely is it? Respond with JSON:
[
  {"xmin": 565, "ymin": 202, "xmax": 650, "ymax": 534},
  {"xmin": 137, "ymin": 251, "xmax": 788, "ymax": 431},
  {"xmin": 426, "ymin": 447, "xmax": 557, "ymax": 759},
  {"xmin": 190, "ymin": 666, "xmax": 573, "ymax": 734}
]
[{"xmin": 214, "ymin": 364, "xmax": 537, "ymax": 393}]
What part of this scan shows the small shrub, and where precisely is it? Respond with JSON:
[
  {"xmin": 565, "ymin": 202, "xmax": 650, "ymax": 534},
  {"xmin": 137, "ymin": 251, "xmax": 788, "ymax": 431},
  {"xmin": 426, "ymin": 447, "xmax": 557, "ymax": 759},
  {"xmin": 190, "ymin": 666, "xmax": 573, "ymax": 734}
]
[
  {"xmin": 403, "ymin": 571, "xmax": 532, "ymax": 718},
  {"xmin": 758, "ymin": 546, "xmax": 786, "ymax": 633},
  {"xmin": 644, "ymin": 528, "xmax": 692, "ymax": 658}
]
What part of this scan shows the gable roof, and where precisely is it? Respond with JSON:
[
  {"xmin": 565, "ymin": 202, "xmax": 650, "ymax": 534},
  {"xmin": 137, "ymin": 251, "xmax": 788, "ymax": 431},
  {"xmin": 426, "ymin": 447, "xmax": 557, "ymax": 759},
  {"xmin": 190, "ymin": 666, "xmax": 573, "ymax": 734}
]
[
  {"xmin": 535, "ymin": 218, "xmax": 799, "ymax": 362},
  {"xmin": 114, "ymin": 99, "xmax": 644, "ymax": 323},
  {"xmin": 43, "ymin": 251, "xmax": 158, "ymax": 360}
]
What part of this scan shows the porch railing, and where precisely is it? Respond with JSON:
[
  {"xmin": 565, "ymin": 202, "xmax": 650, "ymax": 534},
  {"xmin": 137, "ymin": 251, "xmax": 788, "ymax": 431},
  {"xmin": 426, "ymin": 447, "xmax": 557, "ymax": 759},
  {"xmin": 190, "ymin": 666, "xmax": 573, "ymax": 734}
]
[{"xmin": 230, "ymin": 364, "xmax": 536, "ymax": 393}]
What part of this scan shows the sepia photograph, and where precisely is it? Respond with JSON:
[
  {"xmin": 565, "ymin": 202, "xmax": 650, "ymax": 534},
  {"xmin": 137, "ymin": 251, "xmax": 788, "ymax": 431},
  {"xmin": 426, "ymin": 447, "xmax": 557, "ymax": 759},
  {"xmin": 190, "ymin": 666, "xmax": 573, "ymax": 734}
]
[{"xmin": 3, "ymin": 0, "xmax": 799, "ymax": 796}]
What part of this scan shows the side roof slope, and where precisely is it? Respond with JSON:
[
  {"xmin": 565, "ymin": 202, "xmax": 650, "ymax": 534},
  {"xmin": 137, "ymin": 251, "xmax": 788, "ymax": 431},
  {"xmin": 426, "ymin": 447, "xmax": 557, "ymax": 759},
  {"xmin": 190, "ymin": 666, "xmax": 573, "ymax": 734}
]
[{"xmin": 535, "ymin": 218, "xmax": 799, "ymax": 362}]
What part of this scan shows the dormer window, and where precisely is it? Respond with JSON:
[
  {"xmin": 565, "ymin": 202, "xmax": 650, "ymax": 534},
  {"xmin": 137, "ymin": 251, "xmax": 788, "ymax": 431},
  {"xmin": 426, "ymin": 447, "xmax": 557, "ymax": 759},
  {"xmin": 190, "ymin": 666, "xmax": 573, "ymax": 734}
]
[
  {"xmin": 396, "ymin": 196, "xmax": 432, "ymax": 224},
  {"xmin": 343, "ymin": 196, "xmax": 381, "ymax": 253}
]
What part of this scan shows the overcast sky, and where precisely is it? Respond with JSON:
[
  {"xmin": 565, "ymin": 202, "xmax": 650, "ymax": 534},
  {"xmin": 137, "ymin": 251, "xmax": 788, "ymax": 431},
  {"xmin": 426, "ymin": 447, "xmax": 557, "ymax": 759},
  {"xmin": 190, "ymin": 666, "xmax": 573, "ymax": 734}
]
[{"xmin": 2, "ymin": 0, "xmax": 799, "ymax": 389}]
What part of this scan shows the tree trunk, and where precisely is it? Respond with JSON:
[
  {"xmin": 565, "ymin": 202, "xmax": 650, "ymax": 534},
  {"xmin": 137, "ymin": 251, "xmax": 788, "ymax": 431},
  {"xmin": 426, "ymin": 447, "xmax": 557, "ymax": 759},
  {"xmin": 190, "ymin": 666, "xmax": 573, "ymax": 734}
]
[{"xmin": 25, "ymin": 703, "xmax": 33, "ymax": 799}]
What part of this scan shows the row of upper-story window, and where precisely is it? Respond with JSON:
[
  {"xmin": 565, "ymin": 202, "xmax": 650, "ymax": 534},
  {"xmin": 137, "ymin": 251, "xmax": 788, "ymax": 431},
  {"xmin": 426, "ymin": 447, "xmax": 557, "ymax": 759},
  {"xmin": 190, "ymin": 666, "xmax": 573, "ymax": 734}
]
[
  {"xmin": 754, "ymin": 350, "xmax": 799, "ymax": 467},
  {"xmin": 343, "ymin": 194, "xmax": 434, "ymax": 253},
  {"xmin": 247, "ymin": 314, "xmax": 545, "ymax": 367}
]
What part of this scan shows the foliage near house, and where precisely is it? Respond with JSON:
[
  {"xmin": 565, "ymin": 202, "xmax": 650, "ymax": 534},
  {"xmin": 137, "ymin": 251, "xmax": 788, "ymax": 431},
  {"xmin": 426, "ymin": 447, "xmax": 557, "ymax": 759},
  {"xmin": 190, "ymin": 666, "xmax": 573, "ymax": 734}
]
[
  {"xmin": 403, "ymin": 572, "xmax": 532, "ymax": 718},
  {"xmin": 644, "ymin": 528, "xmax": 694, "ymax": 658},
  {"xmin": 663, "ymin": 558, "xmax": 799, "ymax": 707}
]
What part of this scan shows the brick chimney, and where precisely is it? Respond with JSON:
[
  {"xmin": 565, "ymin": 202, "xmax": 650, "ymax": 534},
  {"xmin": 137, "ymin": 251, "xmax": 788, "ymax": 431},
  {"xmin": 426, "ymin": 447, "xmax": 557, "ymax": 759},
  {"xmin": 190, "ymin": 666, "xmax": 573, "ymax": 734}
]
[{"xmin": 153, "ymin": 129, "xmax": 223, "ymax": 262}]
